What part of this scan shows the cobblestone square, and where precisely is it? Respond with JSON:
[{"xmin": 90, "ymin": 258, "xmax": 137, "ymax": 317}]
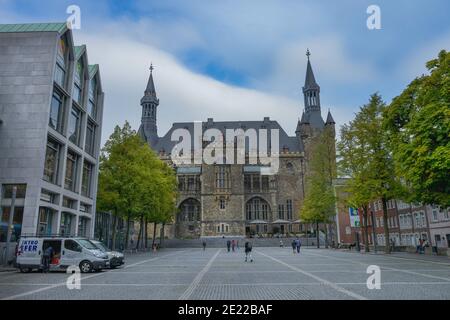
[{"xmin": 1, "ymin": 248, "xmax": 450, "ymax": 300}]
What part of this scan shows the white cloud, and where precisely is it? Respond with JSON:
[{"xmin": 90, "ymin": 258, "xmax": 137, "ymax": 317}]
[{"xmin": 262, "ymin": 35, "xmax": 379, "ymax": 96}]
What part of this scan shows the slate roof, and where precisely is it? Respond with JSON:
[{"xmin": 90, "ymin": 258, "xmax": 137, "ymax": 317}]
[
  {"xmin": 147, "ymin": 118, "xmax": 304, "ymax": 154},
  {"xmin": 88, "ymin": 64, "xmax": 99, "ymax": 78}
]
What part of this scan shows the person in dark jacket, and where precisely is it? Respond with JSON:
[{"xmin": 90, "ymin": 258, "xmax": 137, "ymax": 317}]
[
  {"xmin": 226, "ymin": 240, "xmax": 231, "ymax": 252},
  {"xmin": 42, "ymin": 245, "xmax": 54, "ymax": 273},
  {"xmin": 202, "ymin": 240, "xmax": 207, "ymax": 251},
  {"xmin": 291, "ymin": 239, "xmax": 296, "ymax": 254},
  {"xmin": 244, "ymin": 241, "xmax": 253, "ymax": 262},
  {"xmin": 296, "ymin": 237, "xmax": 301, "ymax": 253}
]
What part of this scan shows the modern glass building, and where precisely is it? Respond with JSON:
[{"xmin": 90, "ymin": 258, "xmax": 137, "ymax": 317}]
[{"xmin": 0, "ymin": 23, "xmax": 104, "ymax": 255}]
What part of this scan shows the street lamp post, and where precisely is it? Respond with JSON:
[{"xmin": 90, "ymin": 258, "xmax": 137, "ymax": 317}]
[{"xmin": 4, "ymin": 186, "xmax": 17, "ymax": 266}]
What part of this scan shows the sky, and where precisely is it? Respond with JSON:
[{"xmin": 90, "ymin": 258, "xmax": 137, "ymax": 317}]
[{"xmin": 1, "ymin": 0, "xmax": 449, "ymax": 145}]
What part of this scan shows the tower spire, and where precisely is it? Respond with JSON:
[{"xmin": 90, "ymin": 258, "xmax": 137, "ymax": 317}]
[
  {"xmin": 145, "ymin": 63, "xmax": 157, "ymax": 97},
  {"xmin": 302, "ymin": 50, "xmax": 324, "ymax": 129},
  {"xmin": 141, "ymin": 62, "xmax": 160, "ymax": 148}
]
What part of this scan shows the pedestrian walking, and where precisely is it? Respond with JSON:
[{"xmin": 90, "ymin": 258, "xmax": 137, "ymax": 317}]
[
  {"xmin": 416, "ymin": 238, "xmax": 424, "ymax": 254},
  {"xmin": 42, "ymin": 244, "xmax": 54, "ymax": 273},
  {"xmin": 279, "ymin": 239, "xmax": 284, "ymax": 247},
  {"xmin": 244, "ymin": 241, "xmax": 253, "ymax": 262},
  {"xmin": 202, "ymin": 240, "xmax": 206, "ymax": 251},
  {"xmin": 296, "ymin": 237, "xmax": 301, "ymax": 254},
  {"xmin": 226, "ymin": 240, "xmax": 231, "ymax": 252},
  {"xmin": 291, "ymin": 239, "xmax": 296, "ymax": 254},
  {"xmin": 231, "ymin": 239, "xmax": 236, "ymax": 252}
]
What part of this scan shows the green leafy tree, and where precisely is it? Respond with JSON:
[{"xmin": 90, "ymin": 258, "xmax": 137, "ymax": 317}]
[
  {"xmin": 97, "ymin": 122, "xmax": 140, "ymax": 249},
  {"xmin": 97, "ymin": 122, "xmax": 177, "ymax": 250},
  {"xmin": 338, "ymin": 94, "xmax": 401, "ymax": 253},
  {"xmin": 301, "ymin": 127, "xmax": 336, "ymax": 248},
  {"xmin": 383, "ymin": 50, "xmax": 450, "ymax": 207},
  {"xmin": 338, "ymin": 124, "xmax": 374, "ymax": 251}
]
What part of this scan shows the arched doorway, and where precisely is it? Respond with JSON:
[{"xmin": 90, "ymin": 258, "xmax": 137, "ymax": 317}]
[{"xmin": 176, "ymin": 198, "xmax": 201, "ymax": 238}]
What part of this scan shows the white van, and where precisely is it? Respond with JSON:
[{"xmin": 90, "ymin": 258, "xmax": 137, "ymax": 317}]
[{"xmin": 16, "ymin": 237, "xmax": 110, "ymax": 273}]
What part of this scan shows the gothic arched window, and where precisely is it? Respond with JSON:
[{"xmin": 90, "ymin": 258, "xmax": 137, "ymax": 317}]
[
  {"xmin": 178, "ymin": 198, "xmax": 201, "ymax": 222},
  {"xmin": 246, "ymin": 197, "xmax": 270, "ymax": 221}
]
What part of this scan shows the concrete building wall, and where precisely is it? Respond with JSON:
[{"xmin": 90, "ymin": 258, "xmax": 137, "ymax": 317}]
[
  {"xmin": 0, "ymin": 27, "xmax": 103, "ymax": 242},
  {"xmin": 0, "ymin": 31, "xmax": 58, "ymax": 236}
]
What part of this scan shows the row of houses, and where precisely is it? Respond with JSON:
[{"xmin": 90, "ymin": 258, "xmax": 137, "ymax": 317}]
[{"xmin": 336, "ymin": 198, "xmax": 450, "ymax": 251}]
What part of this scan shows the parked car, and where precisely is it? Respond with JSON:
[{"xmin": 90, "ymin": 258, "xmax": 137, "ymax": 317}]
[
  {"xmin": 91, "ymin": 240, "xmax": 125, "ymax": 268},
  {"xmin": 16, "ymin": 237, "xmax": 109, "ymax": 273}
]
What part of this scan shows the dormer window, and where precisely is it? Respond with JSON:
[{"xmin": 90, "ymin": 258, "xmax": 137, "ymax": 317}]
[
  {"xmin": 73, "ymin": 60, "xmax": 84, "ymax": 105},
  {"xmin": 88, "ymin": 76, "xmax": 97, "ymax": 119},
  {"xmin": 54, "ymin": 37, "xmax": 68, "ymax": 88}
]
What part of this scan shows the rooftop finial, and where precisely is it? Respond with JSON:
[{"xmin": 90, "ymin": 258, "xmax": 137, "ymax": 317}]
[
  {"xmin": 306, "ymin": 48, "xmax": 311, "ymax": 60},
  {"xmin": 150, "ymin": 63, "xmax": 154, "ymax": 73}
]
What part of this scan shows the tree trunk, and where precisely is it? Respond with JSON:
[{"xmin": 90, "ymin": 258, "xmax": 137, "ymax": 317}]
[
  {"xmin": 325, "ymin": 223, "xmax": 329, "ymax": 248},
  {"xmin": 160, "ymin": 223, "xmax": 165, "ymax": 248},
  {"xmin": 382, "ymin": 197, "xmax": 391, "ymax": 254},
  {"xmin": 152, "ymin": 222, "xmax": 157, "ymax": 249},
  {"xmin": 125, "ymin": 215, "xmax": 131, "ymax": 250},
  {"xmin": 362, "ymin": 206, "xmax": 370, "ymax": 252},
  {"xmin": 145, "ymin": 218, "xmax": 148, "ymax": 250},
  {"xmin": 111, "ymin": 213, "xmax": 118, "ymax": 251},
  {"xmin": 136, "ymin": 214, "xmax": 144, "ymax": 250},
  {"xmin": 316, "ymin": 222, "xmax": 320, "ymax": 248}
]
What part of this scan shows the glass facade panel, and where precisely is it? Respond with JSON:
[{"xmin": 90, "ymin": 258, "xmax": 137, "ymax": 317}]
[{"xmin": 43, "ymin": 139, "xmax": 60, "ymax": 184}]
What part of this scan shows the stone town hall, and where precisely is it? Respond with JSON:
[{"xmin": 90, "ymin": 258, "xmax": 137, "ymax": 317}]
[{"xmin": 138, "ymin": 53, "xmax": 336, "ymax": 238}]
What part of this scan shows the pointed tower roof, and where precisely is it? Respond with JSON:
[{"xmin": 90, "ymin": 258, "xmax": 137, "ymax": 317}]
[
  {"xmin": 145, "ymin": 63, "xmax": 157, "ymax": 97},
  {"xmin": 141, "ymin": 63, "xmax": 159, "ymax": 106},
  {"xmin": 300, "ymin": 111, "xmax": 309, "ymax": 124},
  {"xmin": 304, "ymin": 49, "xmax": 319, "ymax": 89},
  {"xmin": 326, "ymin": 109, "xmax": 335, "ymax": 124}
]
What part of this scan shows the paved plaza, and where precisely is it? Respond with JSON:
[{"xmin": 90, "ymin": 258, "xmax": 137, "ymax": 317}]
[{"xmin": 1, "ymin": 247, "xmax": 450, "ymax": 300}]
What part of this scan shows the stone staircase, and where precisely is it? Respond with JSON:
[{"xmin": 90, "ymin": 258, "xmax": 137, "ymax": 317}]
[{"xmin": 160, "ymin": 236, "xmax": 324, "ymax": 248}]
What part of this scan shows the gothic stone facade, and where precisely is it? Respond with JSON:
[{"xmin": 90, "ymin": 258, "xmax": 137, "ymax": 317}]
[{"xmin": 138, "ymin": 56, "xmax": 335, "ymax": 239}]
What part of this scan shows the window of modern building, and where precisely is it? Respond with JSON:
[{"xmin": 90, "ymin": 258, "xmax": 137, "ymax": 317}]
[
  {"xmin": 78, "ymin": 217, "xmax": 89, "ymax": 237},
  {"xmin": 60, "ymin": 212, "xmax": 73, "ymax": 236},
  {"xmin": 85, "ymin": 121, "xmax": 96, "ymax": 155},
  {"xmin": 80, "ymin": 203, "xmax": 91, "ymax": 213},
  {"xmin": 81, "ymin": 161, "xmax": 93, "ymax": 197},
  {"xmin": 68, "ymin": 106, "xmax": 82, "ymax": 145},
  {"xmin": 0, "ymin": 206, "xmax": 24, "ymax": 242},
  {"xmin": 1, "ymin": 184, "xmax": 27, "ymax": 199},
  {"xmin": 64, "ymin": 151, "xmax": 78, "ymax": 191},
  {"xmin": 54, "ymin": 37, "xmax": 68, "ymax": 88},
  {"xmin": 88, "ymin": 76, "xmax": 97, "ymax": 119},
  {"xmin": 49, "ymin": 91, "xmax": 64, "ymax": 132},
  {"xmin": 37, "ymin": 207, "xmax": 54, "ymax": 236},
  {"xmin": 73, "ymin": 60, "xmax": 84, "ymax": 105},
  {"xmin": 43, "ymin": 138, "xmax": 61, "ymax": 184},
  {"xmin": 62, "ymin": 196, "xmax": 76, "ymax": 209},
  {"xmin": 40, "ymin": 189, "xmax": 58, "ymax": 204}
]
